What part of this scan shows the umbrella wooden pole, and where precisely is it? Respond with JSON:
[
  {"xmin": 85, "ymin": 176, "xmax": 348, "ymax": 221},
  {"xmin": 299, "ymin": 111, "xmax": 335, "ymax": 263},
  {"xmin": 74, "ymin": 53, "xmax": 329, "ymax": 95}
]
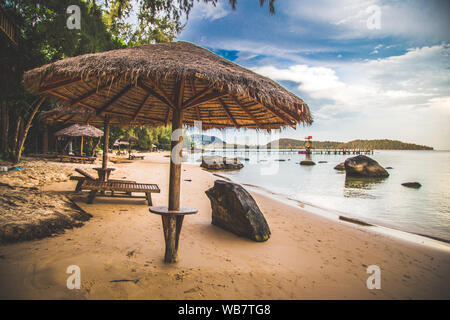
[
  {"xmin": 80, "ymin": 136, "xmax": 84, "ymax": 155},
  {"xmin": 169, "ymin": 108, "xmax": 183, "ymax": 211},
  {"xmin": 101, "ymin": 118, "xmax": 110, "ymax": 181},
  {"xmin": 163, "ymin": 108, "xmax": 184, "ymax": 263}
]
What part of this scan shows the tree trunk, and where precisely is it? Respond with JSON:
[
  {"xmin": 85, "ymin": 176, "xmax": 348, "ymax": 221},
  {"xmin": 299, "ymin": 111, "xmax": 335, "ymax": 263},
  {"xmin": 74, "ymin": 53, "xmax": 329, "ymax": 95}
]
[
  {"xmin": 14, "ymin": 97, "xmax": 45, "ymax": 163},
  {"xmin": 18, "ymin": 119, "xmax": 24, "ymax": 146},
  {"xmin": 12, "ymin": 116, "xmax": 22, "ymax": 154},
  {"xmin": 1, "ymin": 102, "xmax": 8, "ymax": 154},
  {"xmin": 42, "ymin": 124, "xmax": 48, "ymax": 154},
  {"xmin": 102, "ymin": 117, "xmax": 110, "ymax": 174},
  {"xmin": 62, "ymin": 138, "xmax": 73, "ymax": 153},
  {"xmin": 91, "ymin": 137, "xmax": 100, "ymax": 157}
]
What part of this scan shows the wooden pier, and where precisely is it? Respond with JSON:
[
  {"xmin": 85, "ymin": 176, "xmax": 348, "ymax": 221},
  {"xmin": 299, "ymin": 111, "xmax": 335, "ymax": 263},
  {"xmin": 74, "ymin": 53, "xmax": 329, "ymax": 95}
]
[
  {"xmin": 311, "ymin": 149, "xmax": 373, "ymax": 155},
  {"xmin": 195, "ymin": 148, "xmax": 373, "ymax": 155}
]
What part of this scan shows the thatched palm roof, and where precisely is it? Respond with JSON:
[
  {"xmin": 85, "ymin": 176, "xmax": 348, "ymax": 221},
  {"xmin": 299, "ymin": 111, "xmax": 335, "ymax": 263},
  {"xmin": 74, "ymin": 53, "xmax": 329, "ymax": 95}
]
[
  {"xmin": 23, "ymin": 41, "xmax": 311, "ymax": 129},
  {"xmin": 39, "ymin": 106, "xmax": 156, "ymax": 126},
  {"xmin": 54, "ymin": 124, "xmax": 103, "ymax": 138}
]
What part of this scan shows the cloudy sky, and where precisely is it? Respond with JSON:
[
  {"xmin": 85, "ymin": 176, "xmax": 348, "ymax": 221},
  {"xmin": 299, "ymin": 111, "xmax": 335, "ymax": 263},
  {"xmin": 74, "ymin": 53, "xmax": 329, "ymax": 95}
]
[{"xmin": 177, "ymin": 0, "xmax": 450, "ymax": 149}]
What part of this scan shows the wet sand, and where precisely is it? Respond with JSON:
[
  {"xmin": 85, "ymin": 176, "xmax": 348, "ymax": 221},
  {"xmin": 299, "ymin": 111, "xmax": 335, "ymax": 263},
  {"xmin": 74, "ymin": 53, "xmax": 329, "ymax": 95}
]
[{"xmin": 0, "ymin": 152, "xmax": 449, "ymax": 299}]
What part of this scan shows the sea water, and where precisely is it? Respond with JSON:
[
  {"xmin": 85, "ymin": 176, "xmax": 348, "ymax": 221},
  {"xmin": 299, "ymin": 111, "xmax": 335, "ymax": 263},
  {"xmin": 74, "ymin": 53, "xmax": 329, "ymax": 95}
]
[{"xmin": 185, "ymin": 150, "xmax": 450, "ymax": 242}]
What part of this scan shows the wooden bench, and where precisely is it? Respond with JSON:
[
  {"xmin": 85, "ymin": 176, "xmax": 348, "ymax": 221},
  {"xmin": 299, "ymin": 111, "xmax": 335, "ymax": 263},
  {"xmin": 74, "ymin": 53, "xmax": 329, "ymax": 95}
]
[
  {"xmin": 129, "ymin": 154, "xmax": 145, "ymax": 160},
  {"xmin": 69, "ymin": 168, "xmax": 135, "ymax": 192},
  {"xmin": 82, "ymin": 180, "xmax": 160, "ymax": 205},
  {"xmin": 60, "ymin": 155, "xmax": 96, "ymax": 164}
]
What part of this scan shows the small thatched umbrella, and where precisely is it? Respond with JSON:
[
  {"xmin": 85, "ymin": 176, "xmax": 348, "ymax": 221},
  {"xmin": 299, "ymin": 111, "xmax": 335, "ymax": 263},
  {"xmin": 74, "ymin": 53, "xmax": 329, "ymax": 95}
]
[
  {"xmin": 124, "ymin": 135, "xmax": 139, "ymax": 155},
  {"xmin": 122, "ymin": 135, "xmax": 139, "ymax": 155},
  {"xmin": 113, "ymin": 138, "xmax": 129, "ymax": 146},
  {"xmin": 55, "ymin": 124, "xmax": 103, "ymax": 155},
  {"xmin": 113, "ymin": 138, "xmax": 130, "ymax": 155},
  {"xmin": 126, "ymin": 135, "xmax": 139, "ymax": 144},
  {"xmin": 23, "ymin": 41, "xmax": 312, "ymax": 263}
]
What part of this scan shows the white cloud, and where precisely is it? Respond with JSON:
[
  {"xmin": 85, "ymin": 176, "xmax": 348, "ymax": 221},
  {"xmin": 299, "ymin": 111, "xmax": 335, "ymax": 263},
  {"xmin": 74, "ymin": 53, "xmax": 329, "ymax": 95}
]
[
  {"xmin": 252, "ymin": 44, "xmax": 450, "ymax": 148},
  {"xmin": 427, "ymin": 96, "xmax": 450, "ymax": 115},
  {"xmin": 281, "ymin": 0, "xmax": 450, "ymax": 41},
  {"xmin": 189, "ymin": 1, "xmax": 230, "ymax": 21}
]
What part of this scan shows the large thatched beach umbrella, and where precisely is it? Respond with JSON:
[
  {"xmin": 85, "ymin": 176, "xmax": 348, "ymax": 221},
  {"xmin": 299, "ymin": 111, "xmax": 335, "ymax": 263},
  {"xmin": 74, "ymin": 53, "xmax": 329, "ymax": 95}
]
[
  {"xmin": 23, "ymin": 41, "xmax": 312, "ymax": 263},
  {"xmin": 55, "ymin": 123, "xmax": 103, "ymax": 155}
]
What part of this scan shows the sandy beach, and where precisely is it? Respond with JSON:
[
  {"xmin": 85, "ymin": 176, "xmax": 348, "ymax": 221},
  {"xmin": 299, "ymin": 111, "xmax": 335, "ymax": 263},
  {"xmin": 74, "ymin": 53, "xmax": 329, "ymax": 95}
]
[{"xmin": 0, "ymin": 151, "xmax": 449, "ymax": 299}]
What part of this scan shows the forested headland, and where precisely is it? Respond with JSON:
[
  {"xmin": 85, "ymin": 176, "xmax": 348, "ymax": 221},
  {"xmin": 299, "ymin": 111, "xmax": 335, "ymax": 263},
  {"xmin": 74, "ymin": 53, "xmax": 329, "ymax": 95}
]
[{"xmin": 267, "ymin": 138, "xmax": 433, "ymax": 150}]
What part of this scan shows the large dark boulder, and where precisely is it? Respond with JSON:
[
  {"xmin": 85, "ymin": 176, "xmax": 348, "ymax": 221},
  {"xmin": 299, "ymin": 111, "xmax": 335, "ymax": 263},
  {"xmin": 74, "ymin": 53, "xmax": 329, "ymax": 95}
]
[
  {"xmin": 344, "ymin": 155, "xmax": 389, "ymax": 178},
  {"xmin": 205, "ymin": 180, "xmax": 270, "ymax": 242},
  {"xmin": 334, "ymin": 162, "xmax": 345, "ymax": 171},
  {"xmin": 300, "ymin": 160, "xmax": 316, "ymax": 165},
  {"xmin": 201, "ymin": 156, "xmax": 243, "ymax": 170}
]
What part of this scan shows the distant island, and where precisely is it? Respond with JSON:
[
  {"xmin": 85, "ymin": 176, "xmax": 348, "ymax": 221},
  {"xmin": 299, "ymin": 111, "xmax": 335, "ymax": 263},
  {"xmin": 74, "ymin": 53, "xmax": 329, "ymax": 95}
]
[
  {"xmin": 190, "ymin": 134, "xmax": 224, "ymax": 146},
  {"xmin": 188, "ymin": 135, "xmax": 433, "ymax": 150},
  {"xmin": 267, "ymin": 139, "xmax": 434, "ymax": 150}
]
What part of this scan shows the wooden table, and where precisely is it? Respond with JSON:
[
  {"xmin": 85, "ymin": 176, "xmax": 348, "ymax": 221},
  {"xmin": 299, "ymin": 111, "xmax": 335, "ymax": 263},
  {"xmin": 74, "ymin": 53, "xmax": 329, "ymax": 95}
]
[
  {"xmin": 150, "ymin": 206, "xmax": 198, "ymax": 263},
  {"xmin": 93, "ymin": 167, "xmax": 115, "ymax": 181}
]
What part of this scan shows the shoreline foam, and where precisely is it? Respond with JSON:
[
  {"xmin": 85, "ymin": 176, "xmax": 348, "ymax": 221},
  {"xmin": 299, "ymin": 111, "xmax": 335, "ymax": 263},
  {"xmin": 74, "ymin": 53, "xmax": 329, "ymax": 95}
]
[{"xmin": 212, "ymin": 171, "xmax": 450, "ymax": 251}]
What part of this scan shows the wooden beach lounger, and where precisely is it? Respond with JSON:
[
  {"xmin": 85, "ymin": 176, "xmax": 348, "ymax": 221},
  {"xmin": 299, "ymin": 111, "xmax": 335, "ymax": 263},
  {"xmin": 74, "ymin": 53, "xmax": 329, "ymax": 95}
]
[
  {"xmin": 69, "ymin": 168, "xmax": 135, "ymax": 192},
  {"xmin": 129, "ymin": 154, "xmax": 145, "ymax": 160},
  {"xmin": 82, "ymin": 180, "xmax": 160, "ymax": 205}
]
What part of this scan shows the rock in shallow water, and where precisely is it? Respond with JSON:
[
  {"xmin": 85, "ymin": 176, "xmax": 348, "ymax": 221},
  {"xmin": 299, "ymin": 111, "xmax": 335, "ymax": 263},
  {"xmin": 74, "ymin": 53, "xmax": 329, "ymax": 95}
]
[
  {"xmin": 402, "ymin": 182, "xmax": 422, "ymax": 188},
  {"xmin": 200, "ymin": 156, "xmax": 243, "ymax": 170},
  {"xmin": 300, "ymin": 160, "xmax": 316, "ymax": 165},
  {"xmin": 344, "ymin": 155, "xmax": 389, "ymax": 178},
  {"xmin": 205, "ymin": 180, "xmax": 270, "ymax": 242}
]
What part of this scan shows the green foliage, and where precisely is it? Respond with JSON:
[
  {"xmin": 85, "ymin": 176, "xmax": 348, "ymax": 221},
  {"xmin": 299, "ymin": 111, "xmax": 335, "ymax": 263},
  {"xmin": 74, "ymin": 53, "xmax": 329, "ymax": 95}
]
[
  {"xmin": 0, "ymin": 0, "xmax": 276, "ymax": 161},
  {"xmin": 100, "ymin": 0, "xmax": 275, "ymax": 45},
  {"xmin": 107, "ymin": 125, "xmax": 193, "ymax": 151},
  {"xmin": 1, "ymin": 0, "xmax": 124, "ymax": 161}
]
